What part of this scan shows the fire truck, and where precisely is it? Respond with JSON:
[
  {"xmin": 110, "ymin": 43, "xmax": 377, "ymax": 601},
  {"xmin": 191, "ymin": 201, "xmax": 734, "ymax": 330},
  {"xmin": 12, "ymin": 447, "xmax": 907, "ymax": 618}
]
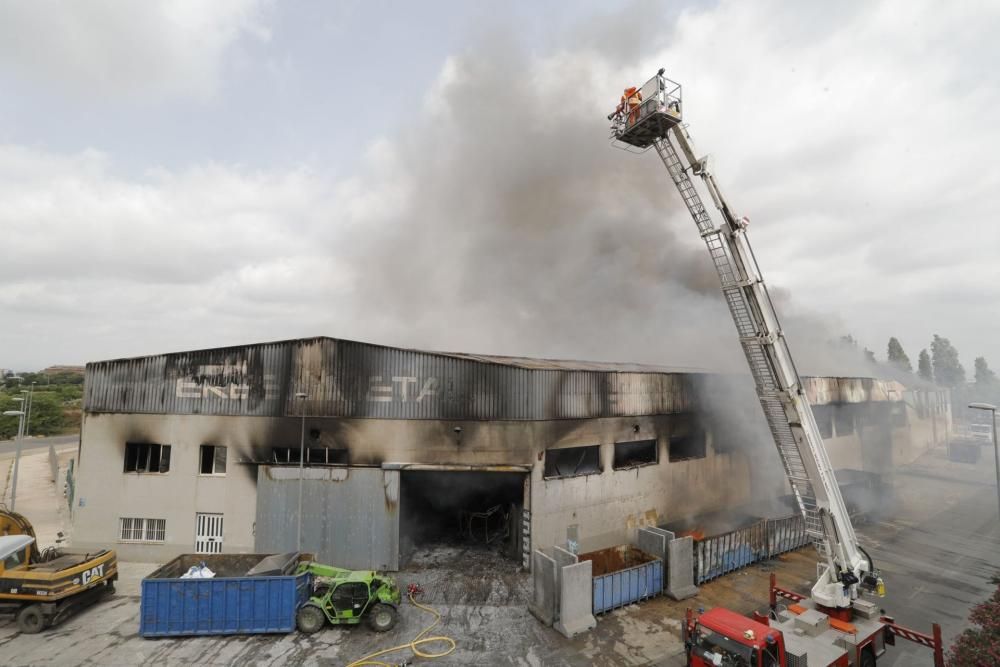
[{"xmin": 609, "ymin": 71, "xmax": 944, "ymax": 667}]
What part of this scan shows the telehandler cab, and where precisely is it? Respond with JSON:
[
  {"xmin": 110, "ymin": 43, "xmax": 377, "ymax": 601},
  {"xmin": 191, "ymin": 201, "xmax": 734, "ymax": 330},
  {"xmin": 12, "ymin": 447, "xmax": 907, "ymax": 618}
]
[{"xmin": 293, "ymin": 561, "xmax": 402, "ymax": 634}]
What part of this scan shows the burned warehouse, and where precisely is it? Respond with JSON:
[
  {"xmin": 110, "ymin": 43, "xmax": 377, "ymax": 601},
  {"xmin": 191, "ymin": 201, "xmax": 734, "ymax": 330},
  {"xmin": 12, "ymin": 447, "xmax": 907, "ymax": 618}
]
[{"xmin": 71, "ymin": 336, "xmax": 951, "ymax": 569}]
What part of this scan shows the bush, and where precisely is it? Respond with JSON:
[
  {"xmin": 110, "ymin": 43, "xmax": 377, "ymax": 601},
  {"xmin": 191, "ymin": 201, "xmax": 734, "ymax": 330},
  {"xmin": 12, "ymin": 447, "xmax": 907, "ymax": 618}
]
[{"xmin": 948, "ymin": 577, "xmax": 1000, "ymax": 666}]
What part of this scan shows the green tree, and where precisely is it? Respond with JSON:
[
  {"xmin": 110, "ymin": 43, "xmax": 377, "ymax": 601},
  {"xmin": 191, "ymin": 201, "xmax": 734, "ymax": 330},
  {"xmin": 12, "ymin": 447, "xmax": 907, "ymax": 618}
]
[
  {"xmin": 918, "ymin": 349, "xmax": 933, "ymax": 382},
  {"xmin": 975, "ymin": 357, "xmax": 997, "ymax": 387},
  {"xmin": 864, "ymin": 347, "xmax": 877, "ymax": 365},
  {"xmin": 24, "ymin": 393, "xmax": 66, "ymax": 436},
  {"xmin": 931, "ymin": 334, "xmax": 966, "ymax": 387},
  {"xmin": 887, "ymin": 337, "xmax": 912, "ymax": 373}
]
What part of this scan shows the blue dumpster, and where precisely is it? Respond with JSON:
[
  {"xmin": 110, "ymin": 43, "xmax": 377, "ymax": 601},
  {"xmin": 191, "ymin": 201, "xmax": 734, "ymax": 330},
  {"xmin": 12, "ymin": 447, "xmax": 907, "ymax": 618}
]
[
  {"xmin": 140, "ymin": 553, "xmax": 312, "ymax": 637},
  {"xmin": 580, "ymin": 545, "xmax": 663, "ymax": 615}
]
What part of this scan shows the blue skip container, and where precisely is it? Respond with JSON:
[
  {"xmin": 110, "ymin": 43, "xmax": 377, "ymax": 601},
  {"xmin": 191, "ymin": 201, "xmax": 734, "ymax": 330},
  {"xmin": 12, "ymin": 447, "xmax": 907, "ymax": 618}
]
[{"xmin": 140, "ymin": 553, "xmax": 312, "ymax": 637}]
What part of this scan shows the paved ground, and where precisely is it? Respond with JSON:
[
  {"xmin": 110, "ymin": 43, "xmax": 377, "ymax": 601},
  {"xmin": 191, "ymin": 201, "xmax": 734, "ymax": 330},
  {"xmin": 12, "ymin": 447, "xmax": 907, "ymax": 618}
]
[
  {"xmin": 0, "ymin": 444, "xmax": 997, "ymax": 666},
  {"xmin": 0, "ymin": 433, "xmax": 79, "ymax": 456}
]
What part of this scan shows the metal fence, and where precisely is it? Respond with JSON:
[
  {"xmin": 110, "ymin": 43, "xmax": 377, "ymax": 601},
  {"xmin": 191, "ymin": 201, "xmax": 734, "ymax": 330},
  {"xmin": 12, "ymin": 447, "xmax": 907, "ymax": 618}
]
[
  {"xmin": 65, "ymin": 458, "xmax": 75, "ymax": 511},
  {"xmin": 767, "ymin": 514, "xmax": 810, "ymax": 557},
  {"xmin": 694, "ymin": 515, "xmax": 809, "ymax": 585}
]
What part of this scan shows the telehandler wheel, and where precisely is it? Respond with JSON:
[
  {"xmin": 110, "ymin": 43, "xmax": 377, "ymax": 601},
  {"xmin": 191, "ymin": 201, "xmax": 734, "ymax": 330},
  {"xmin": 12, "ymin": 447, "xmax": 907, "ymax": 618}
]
[
  {"xmin": 16, "ymin": 605, "xmax": 47, "ymax": 634},
  {"xmin": 860, "ymin": 647, "xmax": 876, "ymax": 667},
  {"xmin": 296, "ymin": 604, "xmax": 327, "ymax": 634},
  {"xmin": 367, "ymin": 603, "xmax": 398, "ymax": 633}
]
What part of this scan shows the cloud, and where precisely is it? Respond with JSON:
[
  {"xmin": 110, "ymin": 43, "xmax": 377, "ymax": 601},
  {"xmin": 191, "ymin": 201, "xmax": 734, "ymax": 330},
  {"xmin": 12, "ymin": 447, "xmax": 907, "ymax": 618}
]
[
  {"xmin": 1, "ymin": 0, "xmax": 998, "ymax": 376},
  {"xmin": 0, "ymin": 0, "xmax": 270, "ymax": 101}
]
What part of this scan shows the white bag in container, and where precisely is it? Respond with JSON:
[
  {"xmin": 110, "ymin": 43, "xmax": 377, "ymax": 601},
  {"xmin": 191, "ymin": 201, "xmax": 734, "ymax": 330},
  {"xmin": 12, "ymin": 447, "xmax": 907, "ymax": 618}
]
[{"xmin": 180, "ymin": 563, "xmax": 216, "ymax": 579}]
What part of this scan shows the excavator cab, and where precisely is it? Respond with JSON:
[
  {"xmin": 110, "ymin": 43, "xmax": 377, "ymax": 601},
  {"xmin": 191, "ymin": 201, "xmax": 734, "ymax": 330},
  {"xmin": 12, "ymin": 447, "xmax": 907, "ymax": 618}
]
[{"xmin": 609, "ymin": 69, "xmax": 682, "ymax": 150}]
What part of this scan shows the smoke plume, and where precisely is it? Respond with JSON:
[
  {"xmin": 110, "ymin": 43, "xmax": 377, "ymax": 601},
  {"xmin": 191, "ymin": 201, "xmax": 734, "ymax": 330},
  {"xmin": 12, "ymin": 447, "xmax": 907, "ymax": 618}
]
[{"xmin": 325, "ymin": 30, "xmax": 875, "ymax": 379}]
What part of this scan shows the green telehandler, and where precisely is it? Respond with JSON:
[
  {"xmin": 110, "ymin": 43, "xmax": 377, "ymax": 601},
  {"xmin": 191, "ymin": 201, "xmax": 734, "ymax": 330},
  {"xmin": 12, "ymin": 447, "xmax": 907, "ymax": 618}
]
[{"xmin": 294, "ymin": 561, "xmax": 402, "ymax": 634}]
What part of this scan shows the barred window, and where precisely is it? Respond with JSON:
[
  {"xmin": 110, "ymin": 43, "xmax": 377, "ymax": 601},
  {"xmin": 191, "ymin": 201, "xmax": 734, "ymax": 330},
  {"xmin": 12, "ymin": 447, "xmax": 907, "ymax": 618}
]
[{"xmin": 119, "ymin": 517, "xmax": 166, "ymax": 543}]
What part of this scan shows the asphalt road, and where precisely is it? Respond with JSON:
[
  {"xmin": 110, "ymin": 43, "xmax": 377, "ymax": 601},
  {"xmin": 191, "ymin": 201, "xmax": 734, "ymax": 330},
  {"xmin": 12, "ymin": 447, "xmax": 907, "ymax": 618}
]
[{"xmin": 0, "ymin": 433, "xmax": 78, "ymax": 456}]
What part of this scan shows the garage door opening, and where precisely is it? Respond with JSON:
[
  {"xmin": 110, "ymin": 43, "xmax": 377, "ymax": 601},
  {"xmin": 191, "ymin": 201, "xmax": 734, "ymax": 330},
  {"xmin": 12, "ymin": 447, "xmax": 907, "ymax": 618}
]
[{"xmin": 399, "ymin": 470, "xmax": 527, "ymax": 567}]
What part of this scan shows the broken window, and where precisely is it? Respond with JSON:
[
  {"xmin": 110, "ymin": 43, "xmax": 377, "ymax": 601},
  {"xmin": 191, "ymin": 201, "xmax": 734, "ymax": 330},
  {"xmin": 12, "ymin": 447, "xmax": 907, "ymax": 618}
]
[
  {"xmin": 119, "ymin": 517, "xmax": 166, "ymax": 543},
  {"xmin": 543, "ymin": 445, "xmax": 602, "ymax": 479},
  {"xmin": 834, "ymin": 409, "xmax": 855, "ymax": 437},
  {"xmin": 668, "ymin": 431, "xmax": 705, "ymax": 462},
  {"xmin": 199, "ymin": 445, "xmax": 227, "ymax": 475},
  {"xmin": 613, "ymin": 440, "xmax": 658, "ymax": 470},
  {"xmin": 271, "ymin": 447, "xmax": 347, "ymax": 465},
  {"xmin": 123, "ymin": 443, "xmax": 171, "ymax": 474}
]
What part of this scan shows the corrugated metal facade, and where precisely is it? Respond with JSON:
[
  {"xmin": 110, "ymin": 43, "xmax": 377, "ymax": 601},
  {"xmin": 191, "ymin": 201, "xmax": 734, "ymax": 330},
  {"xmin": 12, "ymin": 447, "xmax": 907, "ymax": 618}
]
[
  {"xmin": 85, "ymin": 337, "xmax": 694, "ymax": 420},
  {"xmin": 254, "ymin": 466, "xmax": 399, "ymax": 571}
]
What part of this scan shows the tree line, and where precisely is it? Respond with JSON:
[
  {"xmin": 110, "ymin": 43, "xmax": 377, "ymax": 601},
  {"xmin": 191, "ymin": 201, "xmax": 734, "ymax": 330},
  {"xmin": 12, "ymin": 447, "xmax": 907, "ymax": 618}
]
[
  {"xmin": 0, "ymin": 372, "xmax": 83, "ymax": 440},
  {"xmin": 880, "ymin": 334, "xmax": 998, "ymax": 414}
]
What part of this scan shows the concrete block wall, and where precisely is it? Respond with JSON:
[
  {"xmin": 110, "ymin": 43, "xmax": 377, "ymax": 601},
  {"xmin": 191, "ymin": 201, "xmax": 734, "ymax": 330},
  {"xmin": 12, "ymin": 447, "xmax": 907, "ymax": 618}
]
[
  {"xmin": 554, "ymin": 560, "xmax": 596, "ymax": 638},
  {"xmin": 530, "ymin": 415, "xmax": 753, "ymax": 555}
]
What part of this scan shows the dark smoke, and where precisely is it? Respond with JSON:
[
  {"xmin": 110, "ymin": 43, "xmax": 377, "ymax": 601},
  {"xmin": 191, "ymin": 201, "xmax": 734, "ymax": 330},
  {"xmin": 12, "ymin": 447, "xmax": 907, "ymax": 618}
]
[{"xmin": 328, "ymin": 30, "xmax": 878, "ymax": 378}]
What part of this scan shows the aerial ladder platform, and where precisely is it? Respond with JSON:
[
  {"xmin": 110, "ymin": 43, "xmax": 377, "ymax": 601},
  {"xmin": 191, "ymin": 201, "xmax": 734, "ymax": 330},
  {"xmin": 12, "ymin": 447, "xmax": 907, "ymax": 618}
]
[{"xmin": 609, "ymin": 70, "xmax": 944, "ymax": 667}]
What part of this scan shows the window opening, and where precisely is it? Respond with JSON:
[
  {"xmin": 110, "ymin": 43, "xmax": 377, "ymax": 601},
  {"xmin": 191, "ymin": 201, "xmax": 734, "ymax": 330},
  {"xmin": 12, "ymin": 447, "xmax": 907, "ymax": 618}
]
[
  {"xmin": 543, "ymin": 445, "xmax": 602, "ymax": 479},
  {"xmin": 613, "ymin": 440, "xmax": 658, "ymax": 470},
  {"xmin": 123, "ymin": 443, "xmax": 171, "ymax": 474},
  {"xmin": 119, "ymin": 517, "xmax": 166, "ymax": 543},
  {"xmin": 668, "ymin": 431, "xmax": 706, "ymax": 461},
  {"xmin": 200, "ymin": 445, "xmax": 227, "ymax": 475}
]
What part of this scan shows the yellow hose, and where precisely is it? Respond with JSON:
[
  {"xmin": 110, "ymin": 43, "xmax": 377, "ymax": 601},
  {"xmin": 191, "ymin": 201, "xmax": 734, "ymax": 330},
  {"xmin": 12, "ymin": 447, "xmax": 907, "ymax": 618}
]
[{"xmin": 346, "ymin": 592, "xmax": 457, "ymax": 667}]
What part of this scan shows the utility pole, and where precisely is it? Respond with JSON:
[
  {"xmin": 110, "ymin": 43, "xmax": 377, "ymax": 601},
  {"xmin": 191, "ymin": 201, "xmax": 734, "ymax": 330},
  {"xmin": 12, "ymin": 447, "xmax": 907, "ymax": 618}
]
[
  {"xmin": 3, "ymin": 407, "xmax": 26, "ymax": 510},
  {"xmin": 25, "ymin": 382, "xmax": 35, "ymax": 437}
]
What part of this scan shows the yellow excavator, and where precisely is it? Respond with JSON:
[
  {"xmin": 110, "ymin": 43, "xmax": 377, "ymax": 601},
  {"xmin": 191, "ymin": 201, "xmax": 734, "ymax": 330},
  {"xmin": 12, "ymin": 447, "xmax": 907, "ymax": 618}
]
[{"xmin": 0, "ymin": 507, "xmax": 117, "ymax": 633}]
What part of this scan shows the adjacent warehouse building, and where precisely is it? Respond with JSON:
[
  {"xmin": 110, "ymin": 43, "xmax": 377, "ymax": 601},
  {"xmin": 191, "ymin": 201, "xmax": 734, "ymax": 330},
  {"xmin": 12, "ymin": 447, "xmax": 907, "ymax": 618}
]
[{"xmin": 71, "ymin": 336, "xmax": 951, "ymax": 567}]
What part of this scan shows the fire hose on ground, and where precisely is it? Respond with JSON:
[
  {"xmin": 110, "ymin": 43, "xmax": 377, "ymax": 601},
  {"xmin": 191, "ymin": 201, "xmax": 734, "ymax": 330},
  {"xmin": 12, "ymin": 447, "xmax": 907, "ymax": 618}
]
[{"xmin": 347, "ymin": 583, "xmax": 457, "ymax": 667}]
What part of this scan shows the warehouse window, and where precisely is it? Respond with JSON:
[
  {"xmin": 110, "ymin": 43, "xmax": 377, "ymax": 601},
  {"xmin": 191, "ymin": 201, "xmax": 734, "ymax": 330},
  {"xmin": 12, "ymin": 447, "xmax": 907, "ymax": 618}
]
[
  {"xmin": 668, "ymin": 432, "xmax": 705, "ymax": 462},
  {"xmin": 613, "ymin": 440, "xmax": 658, "ymax": 470},
  {"xmin": 813, "ymin": 409, "xmax": 833, "ymax": 439},
  {"xmin": 119, "ymin": 517, "xmax": 166, "ymax": 543},
  {"xmin": 834, "ymin": 410, "xmax": 855, "ymax": 437},
  {"xmin": 271, "ymin": 447, "xmax": 348, "ymax": 465},
  {"xmin": 123, "ymin": 443, "xmax": 171, "ymax": 474},
  {"xmin": 199, "ymin": 445, "xmax": 227, "ymax": 476},
  {"xmin": 544, "ymin": 445, "xmax": 602, "ymax": 479}
]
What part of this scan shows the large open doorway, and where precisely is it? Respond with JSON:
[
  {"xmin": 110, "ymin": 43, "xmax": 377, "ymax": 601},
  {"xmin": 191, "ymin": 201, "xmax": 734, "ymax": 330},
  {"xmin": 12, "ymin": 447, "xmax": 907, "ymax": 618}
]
[{"xmin": 399, "ymin": 469, "xmax": 528, "ymax": 568}]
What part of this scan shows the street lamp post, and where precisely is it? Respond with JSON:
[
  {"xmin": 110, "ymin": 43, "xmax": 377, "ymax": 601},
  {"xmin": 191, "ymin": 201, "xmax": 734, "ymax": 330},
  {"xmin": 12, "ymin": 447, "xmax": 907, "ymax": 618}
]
[
  {"xmin": 295, "ymin": 392, "xmax": 308, "ymax": 553},
  {"xmin": 3, "ymin": 407, "xmax": 26, "ymax": 511},
  {"xmin": 25, "ymin": 383, "xmax": 35, "ymax": 437},
  {"xmin": 969, "ymin": 402, "xmax": 1000, "ymax": 521}
]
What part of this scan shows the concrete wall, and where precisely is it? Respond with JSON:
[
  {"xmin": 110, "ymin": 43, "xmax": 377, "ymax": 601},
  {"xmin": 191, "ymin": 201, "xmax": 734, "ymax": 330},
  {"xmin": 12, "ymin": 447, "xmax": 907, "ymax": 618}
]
[
  {"xmin": 73, "ymin": 381, "xmax": 950, "ymax": 562},
  {"xmin": 530, "ymin": 416, "xmax": 752, "ymax": 554},
  {"xmin": 73, "ymin": 409, "xmax": 747, "ymax": 561},
  {"xmin": 73, "ymin": 413, "xmax": 263, "ymax": 560}
]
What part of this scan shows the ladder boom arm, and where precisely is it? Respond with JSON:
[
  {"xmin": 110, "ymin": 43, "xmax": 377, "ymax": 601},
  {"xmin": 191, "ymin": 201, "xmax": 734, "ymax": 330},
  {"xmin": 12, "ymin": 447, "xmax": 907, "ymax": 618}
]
[{"xmin": 654, "ymin": 125, "xmax": 870, "ymax": 607}]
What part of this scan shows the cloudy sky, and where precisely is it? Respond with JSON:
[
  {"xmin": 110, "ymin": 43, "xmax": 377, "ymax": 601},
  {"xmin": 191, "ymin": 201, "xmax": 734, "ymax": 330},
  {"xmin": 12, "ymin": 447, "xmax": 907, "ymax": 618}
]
[{"xmin": 0, "ymin": 0, "xmax": 997, "ymax": 377}]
